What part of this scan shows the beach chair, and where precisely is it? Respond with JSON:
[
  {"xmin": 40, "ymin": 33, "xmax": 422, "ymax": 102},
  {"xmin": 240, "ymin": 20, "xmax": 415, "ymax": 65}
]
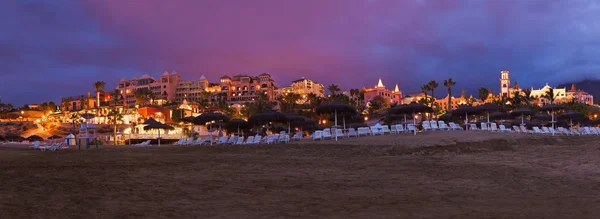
[
  {"xmin": 382, "ymin": 126, "xmax": 390, "ymax": 135},
  {"xmin": 334, "ymin": 129, "xmax": 345, "ymax": 138},
  {"xmin": 438, "ymin": 121, "xmax": 449, "ymax": 131},
  {"xmin": 430, "ymin": 120, "xmax": 439, "ymax": 130},
  {"xmin": 390, "ymin": 125, "xmax": 398, "ymax": 134},
  {"xmin": 396, "ymin": 124, "xmax": 406, "ymax": 133},
  {"xmin": 216, "ymin": 136, "xmax": 228, "ymax": 144},
  {"xmin": 499, "ymin": 125, "xmax": 510, "ymax": 132},
  {"xmin": 422, "ymin": 121, "xmax": 431, "ymax": 131},
  {"xmin": 512, "ymin": 126, "xmax": 521, "ymax": 133},
  {"xmin": 357, "ymin": 127, "xmax": 369, "ymax": 136},
  {"xmin": 469, "ymin": 124, "xmax": 479, "ymax": 131},
  {"xmin": 480, "ymin": 123, "xmax": 488, "ymax": 131},
  {"xmin": 557, "ymin": 127, "xmax": 570, "ymax": 135},
  {"xmin": 322, "ymin": 129, "xmax": 332, "ymax": 139},
  {"xmin": 347, "ymin": 128, "xmax": 357, "ymax": 137},
  {"xmin": 227, "ymin": 136, "xmax": 237, "ymax": 144},
  {"xmin": 489, "ymin": 123, "xmax": 498, "ymax": 132},
  {"xmin": 193, "ymin": 138, "xmax": 205, "ymax": 145},
  {"xmin": 173, "ymin": 138, "xmax": 185, "ymax": 145},
  {"xmin": 265, "ymin": 135, "xmax": 276, "ymax": 144},
  {"xmin": 407, "ymin": 124, "xmax": 417, "ymax": 133},
  {"xmin": 569, "ymin": 128, "xmax": 581, "ymax": 136},
  {"xmin": 244, "ymin": 136, "xmax": 254, "ymax": 144},
  {"xmin": 591, "ymin": 127, "xmax": 600, "ymax": 135},
  {"xmin": 448, "ymin": 122, "xmax": 458, "ymax": 130},
  {"xmin": 30, "ymin": 141, "xmax": 41, "ymax": 150},
  {"xmin": 519, "ymin": 126, "xmax": 532, "ymax": 134},
  {"xmin": 541, "ymin": 127, "xmax": 552, "ymax": 134},
  {"xmin": 234, "ymin": 136, "xmax": 244, "ymax": 144},
  {"xmin": 253, "ymin": 136, "xmax": 262, "ymax": 144},
  {"xmin": 312, "ymin": 131, "xmax": 323, "ymax": 141},
  {"xmin": 292, "ymin": 132, "xmax": 303, "ymax": 141},
  {"xmin": 532, "ymin": 127, "xmax": 544, "ymax": 134}
]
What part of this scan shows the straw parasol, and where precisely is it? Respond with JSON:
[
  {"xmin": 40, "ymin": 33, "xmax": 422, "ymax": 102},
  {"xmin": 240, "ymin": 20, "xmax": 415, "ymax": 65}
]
[
  {"xmin": 284, "ymin": 113, "xmax": 305, "ymax": 134},
  {"xmin": 451, "ymin": 105, "xmax": 479, "ymax": 131},
  {"xmin": 390, "ymin": 102, "xmax": 433, "ymax": 135},
  {"xmin": 227, "ymin": 119, "xmax": 249, "ymax": 136},
  {"xmin": 316, "ymin": 103, "xmax": 357, "ymax": 140},
  {"xmin": 143, "ymin": 117, "xmax": 174, "ymax": 146},
  {"xmin": 476, "ymin": 103, "xmax": 504, "ymax": 123},
  {"xmin": 26, "ymin": 135, "xmax": 44, "ymax": 142},
  {"xmin": 510, "ymin": 108, "xmax": 534, "ymax": 126},
  {"xmin": 540, "ymin": 104, "xmax": 565, "ymax": 136},
  {"xmin": 489, "ymin": 111, "xmax": 511, "ymax": 120},
  {"xmin": 532, "ymin": 113, "xmax": 552, "ymax": 121},
  {"xmin": 557, "ymin": 111, "xmax": 586, "ymax": 130},
  {"xmin": 5, "ymin": 133, "xmax": 24, "ymax": 142}
]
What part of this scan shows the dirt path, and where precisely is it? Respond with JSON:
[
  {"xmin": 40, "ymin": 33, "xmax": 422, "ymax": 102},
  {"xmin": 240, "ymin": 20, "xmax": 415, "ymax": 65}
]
[{"xmin": 1, "ymin": 132, "xmax": 600, "ymax": 218}]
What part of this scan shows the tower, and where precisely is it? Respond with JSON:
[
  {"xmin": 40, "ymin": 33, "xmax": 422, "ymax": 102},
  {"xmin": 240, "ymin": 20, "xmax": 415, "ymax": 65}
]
[{"xmin": 500, "ymin": 70, "xmax": 510, "ymax": 98}]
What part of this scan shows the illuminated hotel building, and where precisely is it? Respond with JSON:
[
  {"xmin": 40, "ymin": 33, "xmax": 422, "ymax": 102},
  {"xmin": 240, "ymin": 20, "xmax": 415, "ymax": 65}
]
[
  {"xmin": 117, "ymin": 72, "xmax": 181, "ymax": 107},
  {"xmin": 219, "ymin": 73, "xmax": 276, "ymax": 103},
  {"xmin": 362, "ymin": 78, "xmax": 402, "ymax": 105}
]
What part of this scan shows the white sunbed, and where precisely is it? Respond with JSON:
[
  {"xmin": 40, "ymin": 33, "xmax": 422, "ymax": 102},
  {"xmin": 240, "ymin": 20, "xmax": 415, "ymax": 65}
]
[
  {"xmin": 480, "ymin": 123, "xmax": 488, "ymax": 131},
  {"xmin": 312, "ymin": 131, "xmax": 323, "ymax": 141},
  {"xmin": 489, "ymin": 123, "xmax": 498, "ymax": 132},
  {"xmin": 253, "ymin": 136, "xmax": 262, "ymax": 144},
  {"xmin": 292, "ymin": 132, "xmax": 303, "ymax": 140},
  {"xmin": 430, "ymin": 120, "xmax": 439, "ymax": 130},
  {"xmin": 382, "ymin": 125, "xmax": 391, "ymax": 135},
  {"xmin": 347, "ymin": 128, "xmax": 358, "ymax": 137},
  {"xmin": 235, "ymin": 137, "xmax": 244, "ymax": 144},
  {"xmin": 532, "ymin": 127, "xmax": 544, "ymax": 134},
  {"xmin": 469, "ymin": 124, "xmax": 479, "ymax": 131},
  {"xmin": 245, "ymin": 136, "xmax": 255, "ymax": 144},
  {"xmin": 396, "ymin": 124, "xmax": 406, "ymax": 133},
  {"xmin": 322, "ymin": 129, "xmax": 332, "ymax": 139},
  {"xmin": 512, "ymin": 126, "xmax": 521, "ymax": 133},
  {"xmin": 422, "ymin": 121, "xmax": 432, "ymax": 131}
]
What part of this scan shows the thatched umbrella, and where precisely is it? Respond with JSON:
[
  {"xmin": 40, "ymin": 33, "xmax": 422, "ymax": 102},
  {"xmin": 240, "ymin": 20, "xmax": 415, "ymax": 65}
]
[
  {"xmin": 386, "ymin": 114, "xmax": 414, "ymax": 124},
  {"xmin": 193, "ymin": 112, "xmax": 230, "ymax": 126},
  {"xmin": 476, "ymin": 103, "xmax": 504, "ymax": 123},
  {"xmin": 48, "ymin": 134, "xmax": 62, "ymax": 143},
  {"xmin": 437, "ymin": 112, "xmax": 456, "ymax": 122},
  {"xmin": 489, "ymin": 111, "xmax": 511, "ymax": 120},
  {"xmin": 510, "ymin": 108, "xmax": 534, "ymax": 126},
  {"xmin": 227, "ymin": 119, "xmax": 249, "ymax": 136},
  {"xmin": 558, "ymin": 111, "xmax": 586, "ymax": 130},
  {"xmin": 143, "ymin": 117, "xmax": 174, "ymax": 146},
  {"xmin": 540, "ymin": 104, "xmax": 565, "ymax": 136},
  {"xmin": 451, "ymin": 106, "xmax": 479, "ymax": 131},
  {"xmin": 390, "ymin": 102, "xmax": 433, "ymax": 135},
  {"xmin": 316, "ymin": 103, "xmax": 357, "ymax": 140},
  {"xmin": 284, "ymin": 113, "xmax": 305, "ymax": 134},
  {"xmin": 532, "ymin": 113, "xmax": 552, "ymax": 121},
  {"xmin": 5, "ymin": 133, "xmax": 24, "ymax": 142},
  {"xmin": 26, "ymin": 135, "xmax": 44, "ymax": 142},
  {"xmin": 248, "ymin": 111, "xmax": 287, "ymax": 134}
]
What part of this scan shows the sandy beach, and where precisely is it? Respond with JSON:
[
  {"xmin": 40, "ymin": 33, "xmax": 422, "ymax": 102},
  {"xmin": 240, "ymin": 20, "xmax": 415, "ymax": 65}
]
[{"xmin": 2, "ymin": 131, "xmax": 600, "ymax": 218}]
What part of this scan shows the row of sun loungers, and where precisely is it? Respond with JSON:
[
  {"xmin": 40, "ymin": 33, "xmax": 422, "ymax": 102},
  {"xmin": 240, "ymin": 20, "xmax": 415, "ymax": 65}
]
[
  {"xmin": 167, "ymin": 131, "xmax": 300, "ymax": 146},
  {"xmin": 30, "ymin": 141, "xmax": 66, "ymax": 151},
  {"xmin": 463, "ymin": 122, "xmax": 600, "ymax": 136}
]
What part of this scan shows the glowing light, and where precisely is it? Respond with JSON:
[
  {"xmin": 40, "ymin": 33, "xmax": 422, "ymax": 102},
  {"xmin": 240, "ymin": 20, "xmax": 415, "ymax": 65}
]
[
  {"xmin": 322, "ymin": 120, "xmax": 327, "ymax": 124},
  {"xmin": 364, "ymin": 116, "xmax": 368, "ymax": 121}
]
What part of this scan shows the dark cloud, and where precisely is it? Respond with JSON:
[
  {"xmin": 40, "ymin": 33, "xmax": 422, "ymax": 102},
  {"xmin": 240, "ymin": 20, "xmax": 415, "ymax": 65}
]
[{"xmin": 1, "ymin": 0, "xmax": 600, "ymax": 105}]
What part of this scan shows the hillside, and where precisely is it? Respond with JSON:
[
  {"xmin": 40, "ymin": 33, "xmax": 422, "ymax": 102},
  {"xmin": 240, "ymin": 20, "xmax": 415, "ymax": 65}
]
[{"xmin": 557, "ymin": 79, "xmax": 600, "ymax": 104}]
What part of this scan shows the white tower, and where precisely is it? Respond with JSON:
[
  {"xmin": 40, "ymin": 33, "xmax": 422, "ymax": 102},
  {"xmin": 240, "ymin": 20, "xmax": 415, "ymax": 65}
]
[{"xmin": 500, "ymin": 70, "xmax": 510, "ymax": 98}]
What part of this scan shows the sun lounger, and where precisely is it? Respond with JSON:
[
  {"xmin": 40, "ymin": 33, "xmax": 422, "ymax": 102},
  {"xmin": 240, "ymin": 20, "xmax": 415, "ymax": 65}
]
[
  {"xmin": 541, "ymin": 127, "xmax": 552, "ymax": 134},
  {"xmin": 347, "ymin": 128, "xmax": 357, "ymax": 137},
  {"xmin": 312, "ymin": 131, "xmax": 323, "ymax": 141},
  {"xmin": 499, "ymin": 125, "xmax": 510, "ymax": 132},
  {"xmin": 30, "ymin": 141, "xmax": 41, "ymax": 150},
  {"xmin": 407, "ymin": 124, "xmax": 417, "ymax": 133},
  {"xmin": 469, "ymin": 124, "xmax": 479, "ymax": 131},
  {"xmin": 480, "ymin": 123, "xmax": 488, "ymax": 131},
  {"xmin": 438, "ymin": 121, "xmax": 449, "ymax": 131},
  {"xmin": 396, "ymin": 124, "xmax": 406, "ymax": 133},
  {"xmin": 227, "ymin": 136, "xmax": 237, "ymax": 144},
  {"xmin": 489, "ymin": 123, "xmax": 498, "ymax": 132},
  {"xmin": 382, "ymin": 126, "xmax": 390, "ymax": 134},
  {"xmin": 512, "ymin": 126, "xmax": 521, "ymax": 133},
  {"xmin": 244, "ymin": 136, "xmax": 254, "ymax": 144},
  {"xmin": 322, "ymin": 129, "xmax": 332, "ymax": 139},
  {"xmin": 532, "ymin": 127, "xmax": 544, "ymax": 134},
  {"xmin": 422, "ymin": 121, "xmax": 431, "ymax": 131},
  {"xmin": 357, "ymin": 127, "xmax": 369, "ymax": 136},
  {"xmin": 334, "ymin": 129, "xmax": 345, "ymax": 138},
  {"xmin": 430, "ymin": 120, "xmax": 439, "ymax": 130},
  {"xmin": 292, "ymin": 132, "xmax": 303, "ymax": 140}
]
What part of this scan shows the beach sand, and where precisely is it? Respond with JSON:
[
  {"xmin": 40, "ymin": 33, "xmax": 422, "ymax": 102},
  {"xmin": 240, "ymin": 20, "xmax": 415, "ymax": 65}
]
[{"xmin": 1, "ymin": 131, "xmax": 600, "ymax": 218}]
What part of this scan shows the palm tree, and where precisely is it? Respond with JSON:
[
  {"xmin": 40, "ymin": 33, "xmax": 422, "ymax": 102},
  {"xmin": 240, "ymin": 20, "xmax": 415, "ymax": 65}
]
[
  {"xmin": 420, "ymin": 84, "xmax": 430, "ymax": 103},
  {"xmin": 428, "ymin": 80, "xmax": 438, "ymax": 101},
  {"xmin": 199, "ymin": 91, "xmax": 212, "ymax": 107},
  {"xmin": 443, "ymin": 78, "xmax": 456, "ymax": 110},
  {"xmin": 544, "ymin": 87, "xmax": 556, "ymax": 105},
  {"xmin": 110, "ymin": 89, "xmax": 122, "ymax": 107},
  {"xmin": 134, "ymin": 89, "xmax": 152, "ymax": 107},
  {"xmin": 93, "ymin": 81, "xmax": 106, "ymax": 108},
  {"xmin": 327, "ymin": 84, "xmax": 341, "ymax": 95},
  {"xmin": 478, "ymin": 87, "xmax": 489, "ymax": 102},
  {"xmin": 107, "ymin": 109, "xmax": 123, "ymax": 145}
]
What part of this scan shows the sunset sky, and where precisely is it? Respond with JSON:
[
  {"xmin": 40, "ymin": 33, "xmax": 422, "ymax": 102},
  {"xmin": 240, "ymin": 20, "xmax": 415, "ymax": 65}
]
[{"xmin": 1, "ymin": 0, "xmax": 599, "ymax": 105}]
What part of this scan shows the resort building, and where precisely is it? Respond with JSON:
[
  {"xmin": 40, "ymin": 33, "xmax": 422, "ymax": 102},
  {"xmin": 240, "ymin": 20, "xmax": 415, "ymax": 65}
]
[
  {"xmin": 174, "ymin": 75, "xmax": 221, "ymax": 103},
  {"xmin": 61, "ymin": 92, "xmax": 102, "ymax": 111},
  {"xmin": 362, "ymin": 78, "xmax": 402, "ymax": 105},
  {"xmin": 219, "ymin": 73, "xmax": 276, "ymax": 103},
  {"xmin": 529, "ymin": 83, "xmax": 594, "ymax": 105},
  {"xmin": 116, "ymin": 72, "xmax": 181, "ymax": 107},
  {"xmin": 498, "ymin": 70, "xmax": 523, "ymax": 98},
  {"xmin": 276, "ymin": 77, "xmax": 325, "ymax": 104}
]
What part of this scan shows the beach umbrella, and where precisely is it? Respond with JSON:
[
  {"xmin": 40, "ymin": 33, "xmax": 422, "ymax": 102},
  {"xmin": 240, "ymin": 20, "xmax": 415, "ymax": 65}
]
[
  {"xmin": 525, "ymin": 121, "xmax": 543, "ymax": 129},
  {"xmin": 47, "ymin": 134, "xmax": 62, "ymax": 143},
  {"xmin": 510, "ymin": 108, "xmax": 534, "ymax": 125},
  {"xmin": 26, "ymin": 135, "xmax": 44, "ymax": 142},
  {"xmin": 284, "ymin": 114, "xmax": 305, "ymax": 134},
  {"xmin": 532, "ymin": 113, "xmax": 552, "ymax": 121},
  {"xmin": 248, "ymin": 111, "xmax": 287, "ymax": 135},
  {"xmin": 489, "ymin": 111, "xmax": 511, "ymax": 120},
  {"xmin": 390, "ymin": 102, "xmax": 433, "ymax": 135},
  {"xmin": 437, "ymin": 112, "xmax": 456, "ymax": 122},
  {"xmin": 386, "ymin": 114, "xmax": 414, "ymax": 124},
  {"xmin": 511, "ymin": 119, "xmax": 531, "ymax": 126},
  {"xmin": 5, "ymin": 133, "xmax": 24, "ymax": 142},
  {"xmin": 476, "ymin": 103, "xmax": 504, "ymax": 123},
  {"xmin": 193, "ymin": 112, "xmax": 230, "ymax": 125},
  {"xmin": 143, "ymin": 117, "xmax": 174, "ymax": 146},
  {"xmin": 540, "ymin": 104, "xmax": 565, "ymax": 136},
  {"xmin": 227, "ymin": 119, "xmax": 249, "ymax": 136},
  {"xmin": 451, "ymin": 106, "xmax": 479, "ymax": 131},
  {"xmin": 316, "ymin": 102, "xmax": 357, "ymax": 140},
  {"xmin": 593, "ymin": 118, "xmax": 600, "ymax": 125},
  {"xmin": 558, "ymin": 111, "xmax": 586, "ymax": 130}
]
